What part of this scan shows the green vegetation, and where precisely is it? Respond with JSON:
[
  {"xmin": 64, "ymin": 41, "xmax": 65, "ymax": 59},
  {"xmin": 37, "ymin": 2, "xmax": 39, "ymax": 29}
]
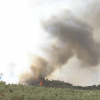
[
  {"xmin": 43, "ymin": 79, "xmax": 100, "ymax": 90},
  {"xmin": 0, "ymin": 79, "xmax": 100, "ymax": 100}
]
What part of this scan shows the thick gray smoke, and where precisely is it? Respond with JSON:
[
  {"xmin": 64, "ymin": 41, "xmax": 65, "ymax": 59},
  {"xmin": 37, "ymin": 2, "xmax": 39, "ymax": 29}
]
[
  {"xmin": 42, "ymin": 11, "xmax": 100, "ymax": 67},
  {"xmin": 19, "ymin": 0, "xmax": 100, "ymax": 86}
]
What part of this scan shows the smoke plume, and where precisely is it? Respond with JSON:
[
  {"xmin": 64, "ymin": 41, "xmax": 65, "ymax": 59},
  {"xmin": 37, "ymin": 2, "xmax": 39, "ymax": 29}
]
[
  {"xmin": 42, "ymin": 11, "xmax": 100, "ymax": 67},
  {"xmin": 19, "ymin": 10, "xmax": 100, "ymax": 85}
]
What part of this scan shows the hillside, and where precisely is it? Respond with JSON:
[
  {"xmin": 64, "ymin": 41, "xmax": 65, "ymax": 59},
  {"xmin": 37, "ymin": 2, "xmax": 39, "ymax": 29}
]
[
  {"xmin": 0, "ymin": 79, "xmax": 100, "ymax": 100},
  {"xmin": 42, "ymin": 78, "xmax": 100, "ymax": 90}
]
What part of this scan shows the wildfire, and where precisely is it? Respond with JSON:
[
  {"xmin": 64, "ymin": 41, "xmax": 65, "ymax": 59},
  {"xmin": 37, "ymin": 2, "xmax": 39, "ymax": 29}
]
[
  {"xmin": 38, "ymin": 78, "xmax": 44, "ymax": 86},
  {"xmin": 39, "ymin": 81, "xmax": 43, "ymax": 86}
]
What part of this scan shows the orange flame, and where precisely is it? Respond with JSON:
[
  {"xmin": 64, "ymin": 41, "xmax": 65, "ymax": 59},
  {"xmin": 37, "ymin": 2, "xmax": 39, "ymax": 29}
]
[{"xmin": 39, "ymin": 81, "xmax": 43, "ymax": 86}]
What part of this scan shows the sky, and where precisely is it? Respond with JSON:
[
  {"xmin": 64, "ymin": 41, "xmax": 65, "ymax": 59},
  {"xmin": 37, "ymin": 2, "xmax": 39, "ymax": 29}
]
[{"xmin": 0, "ymin": 0, "xmax": 100, "ymax": 86}]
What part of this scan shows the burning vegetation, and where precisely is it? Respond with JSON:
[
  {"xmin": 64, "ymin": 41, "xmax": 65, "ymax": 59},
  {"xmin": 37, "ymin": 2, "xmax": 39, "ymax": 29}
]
[
  {"xmin": 37, "ymin": 78, "xmax": 44, "ymax": 86},
  {"xmin": 39, "ymin": 81, "xmax": 43, "ymax": 86}
]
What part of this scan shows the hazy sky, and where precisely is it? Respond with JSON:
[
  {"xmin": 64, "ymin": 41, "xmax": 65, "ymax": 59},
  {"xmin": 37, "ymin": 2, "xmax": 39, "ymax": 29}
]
[{"xmin": 0, "ymin": 0, "xmax": 47, "ymax": 83}]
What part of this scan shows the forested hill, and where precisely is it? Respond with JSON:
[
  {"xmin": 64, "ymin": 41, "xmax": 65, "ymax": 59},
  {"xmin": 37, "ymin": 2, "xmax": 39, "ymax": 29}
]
[{"xmin": 42, "ymin": 78, "xmax": 100, "ymax": 90}]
